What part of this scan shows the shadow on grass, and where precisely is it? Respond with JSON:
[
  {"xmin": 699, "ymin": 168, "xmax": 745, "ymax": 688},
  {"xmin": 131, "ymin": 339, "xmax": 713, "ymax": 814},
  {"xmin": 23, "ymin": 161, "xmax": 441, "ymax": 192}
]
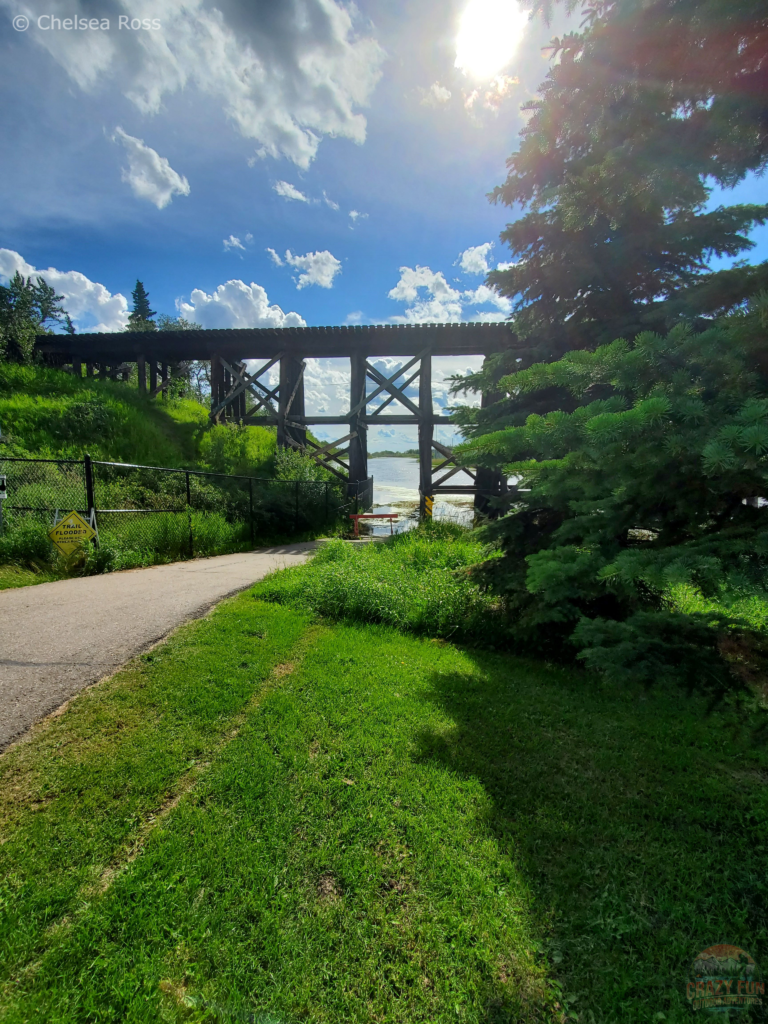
[{"xmin": 414, "ymin": 651, "xmax": 768, "ymax": 1024}]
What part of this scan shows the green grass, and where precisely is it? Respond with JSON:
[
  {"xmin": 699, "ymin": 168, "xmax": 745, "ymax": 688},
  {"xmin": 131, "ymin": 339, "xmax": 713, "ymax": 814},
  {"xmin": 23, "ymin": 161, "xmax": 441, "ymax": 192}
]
[
  {"xmin": 2, "ymin": 575, "xmax": 767, "ymax": 1022},
  {"xmin": 258, "ymin": 521, "xmax": 504, "ymax": 644},
  {"xmin": 0, "ymin": 362, "xmax": 280, "ymax": 473},
  {"xmin": 0, "ymin": 362, "xmax": 209, "ymax": 465}
]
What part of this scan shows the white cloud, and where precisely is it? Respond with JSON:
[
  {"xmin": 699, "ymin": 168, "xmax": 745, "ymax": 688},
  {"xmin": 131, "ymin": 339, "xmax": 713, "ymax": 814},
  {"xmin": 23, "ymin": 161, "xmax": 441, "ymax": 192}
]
[
  {"xmin": 387, "ymin": 266, "xmax": 464, "ymax": 323},
  {"xmin": 9, "ymin": 0, "xmax": 384, "ymax": 170},
  {"xmin": 349, "ymin": 210, "xmax": 368, "ymax": 223},
  {"xmin": 273, "ymin": 180, "xmax": 309, "ymax": 203},
  {"xmin": 245, "ymin": 233, "xmax": 254, "ymax": 243},
  {"xmin": 223, "ymin": 235, "xmax": 245, "ymax": 252},
  {"xmin": 112, "ymin": 127, "xmax": 190, "ymax": 209},
  {"xmin": 421, "ymin": 82, "xmax": 452, "ymax": 106},
  {"xmin": 462, "ymin": 283, "xmax": 512, "ymax": 315},
  {"xmin": 283, "ymin": 250, "xmax": 342, "ymax": 290},
  {"xmin": 387, "ymin": 264, "xmax": 511, "ymax": 323},
  {"xmin": 266, "ymin": 248, "xmax": 284, "ymax": 267},
  {"xmin": 0, "ymin": 248, "xmax": 128, "ymax": 332},
  {"xmin": 178, "ymin": 279, "xmax": 305, "ymax": 329},
  {"xmin": 458, "ymin": 242, "xmax": 493, "ymax": 275},
  {"xmin": 323, "ymin": 192, "xmax": 340, "ymax": 211}
]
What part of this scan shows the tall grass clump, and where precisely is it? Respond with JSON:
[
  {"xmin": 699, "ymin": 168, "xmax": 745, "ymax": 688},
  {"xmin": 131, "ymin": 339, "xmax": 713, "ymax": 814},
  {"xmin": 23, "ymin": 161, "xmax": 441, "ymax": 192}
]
[{"xmin": 257, "ymin": 521, "xmax": 505, "ymax": 643}]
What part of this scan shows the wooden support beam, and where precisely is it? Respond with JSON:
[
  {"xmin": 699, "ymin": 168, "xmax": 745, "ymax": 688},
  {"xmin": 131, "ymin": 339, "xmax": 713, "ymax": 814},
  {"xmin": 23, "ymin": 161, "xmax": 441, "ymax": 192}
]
[
  {"xmin": 419, "ymin": 352, "xmax": 433, "ymax": 516},
  {"xmin": 149, "ymin": 360, "xmax": 158, "ymax": 396},
  {"xmin": 348, "ymin": 350, "xmax": 368, "ymax": 489},
  {"xmin": 161, "ymin": 363, "xmax": 169, "ymax": 401},
  {"xmin": 210, "ymin": 354, "xmax": 224, "ymax": 421},
  {"xmin": 277, "ymin": 355, "xmax": 305, "ymax": 449},
  {"xmin": 137, "ymin": 355, "xmax": 146, "ymax": 394}
]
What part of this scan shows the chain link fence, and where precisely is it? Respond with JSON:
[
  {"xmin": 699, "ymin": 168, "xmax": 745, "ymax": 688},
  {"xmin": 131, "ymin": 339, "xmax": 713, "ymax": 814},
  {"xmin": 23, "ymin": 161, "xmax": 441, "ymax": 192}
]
[{"xmin": 0, "ymin": 456, "xmax": 351, "ymax": 565}]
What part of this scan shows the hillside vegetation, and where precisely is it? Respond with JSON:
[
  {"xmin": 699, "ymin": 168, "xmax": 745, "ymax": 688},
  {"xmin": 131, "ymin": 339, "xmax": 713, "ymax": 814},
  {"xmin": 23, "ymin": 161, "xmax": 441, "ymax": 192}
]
[{"xmin": 0, "ymin": 362, "xmax": 277, "ymax": 475}]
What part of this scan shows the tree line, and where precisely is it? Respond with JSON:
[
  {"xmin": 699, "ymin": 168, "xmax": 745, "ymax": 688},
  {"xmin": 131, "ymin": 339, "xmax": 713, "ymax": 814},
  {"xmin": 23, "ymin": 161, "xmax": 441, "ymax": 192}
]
[{"xmin": 0, "ymin": 275, "xmax": 208, "ymax": 401}]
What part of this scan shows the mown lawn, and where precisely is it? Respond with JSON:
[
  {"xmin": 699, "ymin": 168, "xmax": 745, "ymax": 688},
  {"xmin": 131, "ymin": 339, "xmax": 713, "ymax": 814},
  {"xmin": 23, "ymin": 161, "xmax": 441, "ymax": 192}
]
[{"xmin": 1, "ymin": 584, "xmax": 767, "ymax": 1023}]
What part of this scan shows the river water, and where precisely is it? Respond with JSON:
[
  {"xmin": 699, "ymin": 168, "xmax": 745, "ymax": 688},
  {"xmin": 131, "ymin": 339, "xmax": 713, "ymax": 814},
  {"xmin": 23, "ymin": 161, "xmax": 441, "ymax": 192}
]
[{"xmin": 364, "ymin": 456, "xmax": 476, "ymax": 535}]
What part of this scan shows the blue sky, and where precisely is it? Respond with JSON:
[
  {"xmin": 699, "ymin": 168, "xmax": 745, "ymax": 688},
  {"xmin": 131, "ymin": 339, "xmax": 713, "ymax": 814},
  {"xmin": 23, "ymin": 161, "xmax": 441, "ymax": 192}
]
[{"xmin": 0, "ymin": 0, "xmax": 765, "ymax": 449}]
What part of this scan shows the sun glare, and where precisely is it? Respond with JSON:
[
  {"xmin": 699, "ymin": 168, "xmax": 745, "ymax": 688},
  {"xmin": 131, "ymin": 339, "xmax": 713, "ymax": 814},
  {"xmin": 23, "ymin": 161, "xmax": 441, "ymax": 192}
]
[{"xmin": 455, "ymin": 0, "xmax": 529, "ymax": 80}]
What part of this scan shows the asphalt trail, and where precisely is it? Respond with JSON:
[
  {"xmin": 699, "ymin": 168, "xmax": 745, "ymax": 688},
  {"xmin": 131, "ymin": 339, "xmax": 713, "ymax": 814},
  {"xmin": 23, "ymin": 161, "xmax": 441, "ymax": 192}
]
[{"xmin": 0, "ymin": 544, "xmax": 315, "ymax": 752}]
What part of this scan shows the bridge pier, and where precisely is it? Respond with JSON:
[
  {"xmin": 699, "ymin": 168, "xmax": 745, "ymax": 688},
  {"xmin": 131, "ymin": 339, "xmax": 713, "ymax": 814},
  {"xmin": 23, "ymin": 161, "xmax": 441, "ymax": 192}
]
[{"xmin": 418, "ymin": 352, "xmax": 433, "ymax": 516}]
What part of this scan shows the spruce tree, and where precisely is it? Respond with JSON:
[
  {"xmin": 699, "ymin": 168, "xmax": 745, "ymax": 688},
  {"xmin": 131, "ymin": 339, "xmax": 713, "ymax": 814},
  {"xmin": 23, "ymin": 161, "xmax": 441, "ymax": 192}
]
[
  {"xmin": 454, "ymin": 0, "xmax": 768, "ymax": 435},
  {"xmin": 459, "ymin": 297, "xmax": 768, "ymax": 698},
  {"xmin": 127, "ymin": 280, "xmax": 156, "ymax": 332}
]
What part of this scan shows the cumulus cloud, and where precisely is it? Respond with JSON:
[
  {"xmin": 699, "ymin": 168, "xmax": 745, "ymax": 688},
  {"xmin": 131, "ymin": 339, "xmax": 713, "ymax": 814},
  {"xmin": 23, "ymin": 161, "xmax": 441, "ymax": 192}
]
[
  {"xmin": 349, "ymin": 210, "xmax": 368, "ymax": 224},
  {"xmin": 11, "ymin": 0, "xmax": 384, "ymax": 169},
  {"xmin": 273, "ymin": 180, "xmax": 309, "ymax": 203},
  {"xmin": 266, "ymin": 248, "xmax": 284, "ymax": 266},
  {"xmin": 387, "ymin": 266, "xmax": 464, "ymax": 323},
  {"xmin": 462, "ymin": 284, "xmax": 512, "ymax": 316},
  {"xmin": 421, "ymin": 82, "xmax": 452, "ymax": 106},
  {"xmin": 387, "ymin": 263, "xmax": 511, "ymax": 323},
  {"xmin": 178, "ymin": 279, "xmax": 305, "ymax": 329},
  {"xmin": 223, "ymin": 235, "xmax": 245, "ymax": 252},
  {"xmin": 0, "ymin": 248, "xmax": 128, "ymax": 332},
  {"xmin": 282, "ymin": 250, "xmax": 342, "ymax": 290},
  {"xmin": 112, "ymin": 127, "xmax": 190, "ymax": 209},
  {"xmin": 458, "ymin": 242, "xmax": 493, "ymax": 275}
]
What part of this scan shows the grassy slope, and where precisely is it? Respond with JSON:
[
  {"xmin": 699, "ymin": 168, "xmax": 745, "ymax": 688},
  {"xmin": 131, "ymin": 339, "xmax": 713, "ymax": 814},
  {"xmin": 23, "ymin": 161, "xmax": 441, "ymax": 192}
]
[
  {"xmin": 0, "ymin": 363, "xmax": 209, "ymax": 465},
  {"xmin": 0, "ymin": 364, "xmax": 285, "ymax": 588},
  {"xmin": 1, "ymin": 580, "xmax": 767, "ymax": 1022},
  {"xmin": 0, "ymin": 363, "xmax": 278, "ymax": 471}
]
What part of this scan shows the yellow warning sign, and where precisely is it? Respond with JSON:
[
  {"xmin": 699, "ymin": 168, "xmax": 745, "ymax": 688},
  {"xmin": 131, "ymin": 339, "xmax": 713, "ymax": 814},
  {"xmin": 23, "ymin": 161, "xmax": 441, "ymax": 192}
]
[
  {"xmin": 48, "ymin": 510, "xmax": 96, "ymax": 557},
  {"xmin": 423, "ymin": 495, "xmax": 434, "ymax": 517}
]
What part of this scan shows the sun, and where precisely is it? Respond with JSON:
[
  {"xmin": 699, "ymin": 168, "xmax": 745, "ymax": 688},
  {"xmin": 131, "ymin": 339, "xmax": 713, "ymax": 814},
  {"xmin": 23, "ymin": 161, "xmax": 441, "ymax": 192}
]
[{"xmin": 455, "ymin": 0, "xmax": 529, "ymax": 80}]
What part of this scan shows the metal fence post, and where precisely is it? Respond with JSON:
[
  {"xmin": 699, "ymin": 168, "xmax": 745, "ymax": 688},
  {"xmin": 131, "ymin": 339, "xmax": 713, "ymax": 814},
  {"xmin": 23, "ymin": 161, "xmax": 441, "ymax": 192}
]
[
  {"xmin": 295, "ymin": 480, "xmax": 300, "ymax": 531},
  {"xmin": 249, "ymin": 478, "xmax": 255, "ymax": 547},
  {"xmin": 324, "ymin": 481, "xmax": 328, "ymax": 525},
  {"xmin": 84, "ymin": 453, "xmax": 98, "ymax": 546},
  {"xmin": 186, "ymin": 470, "xmax": 193, "ymax": 558}
]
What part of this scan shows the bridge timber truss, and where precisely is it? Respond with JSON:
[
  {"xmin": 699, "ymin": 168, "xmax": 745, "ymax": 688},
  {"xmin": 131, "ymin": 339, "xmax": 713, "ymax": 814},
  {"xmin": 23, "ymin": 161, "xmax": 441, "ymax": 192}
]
[{"xmin": 37, "ymin": 323, "xmax": 511, "ymax": 516}]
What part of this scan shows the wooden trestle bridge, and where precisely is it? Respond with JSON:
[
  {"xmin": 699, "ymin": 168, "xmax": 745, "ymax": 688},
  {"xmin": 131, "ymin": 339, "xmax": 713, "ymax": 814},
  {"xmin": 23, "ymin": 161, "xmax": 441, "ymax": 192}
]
[{"xmin": 36, "ymin": 323, "xmax": 510, "ymax": 515}]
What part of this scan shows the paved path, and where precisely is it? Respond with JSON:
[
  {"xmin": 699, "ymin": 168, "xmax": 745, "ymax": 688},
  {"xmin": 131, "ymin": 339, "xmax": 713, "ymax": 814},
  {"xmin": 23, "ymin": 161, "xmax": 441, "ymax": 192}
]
[{"xmin": 0, "ymin": 544, "xmax": 316, "ymax": 752}]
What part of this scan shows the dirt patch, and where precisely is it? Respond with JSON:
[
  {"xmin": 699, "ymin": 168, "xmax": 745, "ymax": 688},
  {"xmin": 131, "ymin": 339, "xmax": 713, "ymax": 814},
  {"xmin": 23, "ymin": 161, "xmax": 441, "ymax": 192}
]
[
  {"xmin": 317, "ymin": 874, "xmax": 341, "ymax": 903},
  {"xmin": 272, "ymin": 662, "xmax": 295, "ymax": 679}
]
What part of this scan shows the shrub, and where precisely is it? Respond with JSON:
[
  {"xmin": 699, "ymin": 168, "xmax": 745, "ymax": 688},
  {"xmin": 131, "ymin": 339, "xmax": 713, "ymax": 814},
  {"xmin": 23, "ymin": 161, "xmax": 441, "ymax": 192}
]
[{"xmin": 257, "ymin": 522, "xmax": 504, "ymax": 644}]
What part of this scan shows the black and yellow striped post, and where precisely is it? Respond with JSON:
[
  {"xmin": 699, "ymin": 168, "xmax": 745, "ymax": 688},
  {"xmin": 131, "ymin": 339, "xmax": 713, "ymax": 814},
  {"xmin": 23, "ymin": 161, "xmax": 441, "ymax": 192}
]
[{"xmin": 421, "ymin": 494, "xmax": 434, "ymax": 518}]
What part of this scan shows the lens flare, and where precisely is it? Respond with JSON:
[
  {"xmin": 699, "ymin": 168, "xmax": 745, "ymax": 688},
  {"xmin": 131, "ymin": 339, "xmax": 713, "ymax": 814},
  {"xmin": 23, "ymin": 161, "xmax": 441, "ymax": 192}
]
[{"xmin": 455, "ymin": 0, "xmax": 529, "ymax": 80}]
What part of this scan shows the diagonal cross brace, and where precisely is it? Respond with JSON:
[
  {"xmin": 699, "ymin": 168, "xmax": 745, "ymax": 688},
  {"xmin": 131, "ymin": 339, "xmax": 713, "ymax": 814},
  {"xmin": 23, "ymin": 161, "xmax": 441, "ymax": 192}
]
[
  {"xmin": 212, "ymin": 355, "xmax": 282, "ymax": 419},
  {"xmin": 348, "ymin": 347, "xmax": 431, "ymax": 418},
  {"xmin": 430, "ymin": 439, "xmax": 476, "ymax": 488},
  {"xmin": 364, "ymin": 362, "xmax": 422, "ymax": 418},
  {"xmin": 367, "ymin": 365, "xmax": 422, "ymax": 417}
]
